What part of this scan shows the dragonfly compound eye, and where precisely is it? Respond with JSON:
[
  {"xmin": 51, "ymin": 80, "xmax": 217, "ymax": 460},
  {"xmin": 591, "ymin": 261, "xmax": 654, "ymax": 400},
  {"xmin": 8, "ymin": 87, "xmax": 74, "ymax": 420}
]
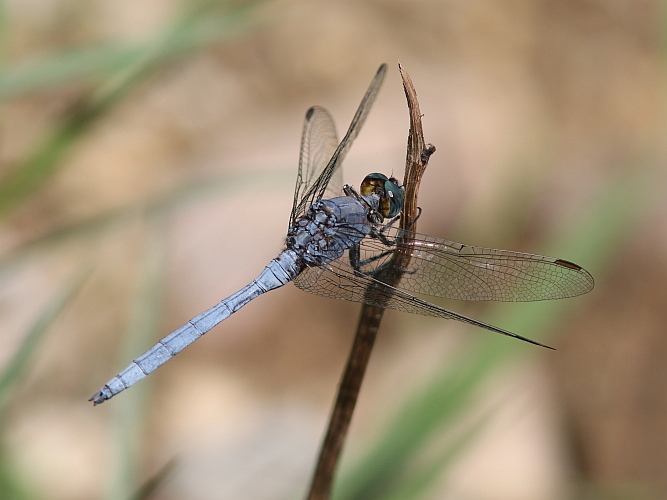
[
  {"xmin": 360, "ymin": 173, "xmax": 404, "ymax": 218},
  {"xmin": 382, "ymin": 177, "xmax": 404, "ymax": 218},
  {"xmin": 360, "ymin": 173, "xmax": 389, "ymax": 198}
]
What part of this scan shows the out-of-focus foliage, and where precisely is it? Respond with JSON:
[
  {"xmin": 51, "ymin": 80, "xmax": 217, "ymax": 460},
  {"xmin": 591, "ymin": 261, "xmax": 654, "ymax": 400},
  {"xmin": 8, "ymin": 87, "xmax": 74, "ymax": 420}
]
[
  {"xmin": 0, "ymin": 0, "xmax": 267, "ymax": 219},
  {"xmin": 0, "ymin": 1, "xmax": 664, "ymax": 499},
  {"xmin": 0, "ymin": 269, "xmax": 89, "ymax": 497},
  {"xmin": 334, "ymin": 171, "xmax": 654, "ymax": 500},
  {"xmin": 0, "ymin": 1, "xmax": 273, "ymax": 498}
]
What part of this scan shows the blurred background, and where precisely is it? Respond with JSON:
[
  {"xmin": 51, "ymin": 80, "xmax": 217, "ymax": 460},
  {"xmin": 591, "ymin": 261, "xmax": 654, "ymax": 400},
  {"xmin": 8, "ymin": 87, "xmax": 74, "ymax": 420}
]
[{"xmin": 0, "ymin": 0, "xmax": 664, "ymax": 499}]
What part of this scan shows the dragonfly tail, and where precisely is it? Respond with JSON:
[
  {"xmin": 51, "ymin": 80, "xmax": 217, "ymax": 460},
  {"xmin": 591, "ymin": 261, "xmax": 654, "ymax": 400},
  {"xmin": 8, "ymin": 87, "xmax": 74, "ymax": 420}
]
[{"xmin": 90, "ymin": 251, "xmax": 301, "ymax": 405}]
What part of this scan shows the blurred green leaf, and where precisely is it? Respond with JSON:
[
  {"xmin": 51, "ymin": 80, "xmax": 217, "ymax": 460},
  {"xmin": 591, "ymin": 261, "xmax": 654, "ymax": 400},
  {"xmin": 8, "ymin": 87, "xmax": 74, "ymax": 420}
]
[
  {"xmin": 0, "ymin": 2, "xmax": 265, "ymax": 100},
  {"xmin": 333, "ymin": 169, "xmax": 653, "ymax": 500},
  {"xmin": 106, "ymin": 215, "xmax": 169, "ymax": 500},
  {"xmin": 0, "ymin": 0, "xmax": 6, "ymax": 62},
  {"xmin": 129, "ymin": 459, "xmax": 177, "ymax": 500},
  {"xmin": 0, "ymin": 0, "xmax": 266, "ymax": 219},
  {"xmin": 0, "ymin": 267, "xmax": 89, "ymax": 409},
  {"xmin": 0, "ymin": 168, "xmax": 292, "ymax": 274},
  {"xmin": 381, "ymin": 408, "xmax": 494, "ymax": 500},
  {"xmin": 0, "ymin": 457, "xmax": 31, "ymax": 500}
]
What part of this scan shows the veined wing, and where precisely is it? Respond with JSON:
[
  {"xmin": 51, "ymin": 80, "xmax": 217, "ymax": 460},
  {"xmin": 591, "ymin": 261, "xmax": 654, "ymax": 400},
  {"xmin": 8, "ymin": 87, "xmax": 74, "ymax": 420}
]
[
  {"xmin": 293, "ymin": 254, "xmax": 551, "ymax": 348},
  {"xmin": 354, "ymin": 227, "xmax": 594, "ymax": 302},
  {"xmin": 290, "ymin": 64, "xmax": 387, "ymax": 226},
  {"xmin": 289, "ymin": 106, "xmax": 340, "ymax": 230}
]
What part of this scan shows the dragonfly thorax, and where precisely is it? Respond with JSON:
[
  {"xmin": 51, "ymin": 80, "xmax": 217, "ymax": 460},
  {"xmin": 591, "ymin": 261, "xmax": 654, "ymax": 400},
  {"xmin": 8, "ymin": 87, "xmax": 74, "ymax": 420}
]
[{"xmin": 286, "ymin": 195, "xmax": 379, "ymax": 266}]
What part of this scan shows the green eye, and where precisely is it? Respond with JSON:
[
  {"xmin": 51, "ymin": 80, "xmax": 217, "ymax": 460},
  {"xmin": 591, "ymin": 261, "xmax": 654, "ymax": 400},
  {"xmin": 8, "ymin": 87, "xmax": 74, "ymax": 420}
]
[
  {"xmin": 383, "ymin": 178, "xmax": 404, "ymax": 218},
  {"xmin": 360, "ymin": 173, "xmax": 404, "ymax": 218},
  {"xmin": 359, "ymin": 173, "xmax": 388, "ymax": 198}
]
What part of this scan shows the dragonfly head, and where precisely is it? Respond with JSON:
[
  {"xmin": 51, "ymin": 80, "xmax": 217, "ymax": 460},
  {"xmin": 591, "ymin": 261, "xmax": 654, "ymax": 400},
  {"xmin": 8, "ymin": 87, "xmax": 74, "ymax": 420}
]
[{"xmin": 360, "ymin": 173, "xmax": 405, "ymax": 219}]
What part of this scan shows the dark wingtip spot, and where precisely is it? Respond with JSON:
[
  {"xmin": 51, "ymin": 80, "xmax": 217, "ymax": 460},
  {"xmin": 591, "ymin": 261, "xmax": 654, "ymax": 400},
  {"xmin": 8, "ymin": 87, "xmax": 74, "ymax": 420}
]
[
  {"xmin": 554, "ymin": 259, "xmax": 582, "ymax": 271},
  {"xmin": 305, "ymin": 107, "xmax": 315, "ymax": 120}
]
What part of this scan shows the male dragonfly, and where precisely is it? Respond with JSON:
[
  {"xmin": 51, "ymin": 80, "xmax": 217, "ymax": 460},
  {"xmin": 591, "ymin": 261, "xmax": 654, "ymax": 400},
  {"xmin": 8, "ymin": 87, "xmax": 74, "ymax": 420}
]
[{"xmin": 91, "ymin": 64, "xmax": 593, "ymax": 405}]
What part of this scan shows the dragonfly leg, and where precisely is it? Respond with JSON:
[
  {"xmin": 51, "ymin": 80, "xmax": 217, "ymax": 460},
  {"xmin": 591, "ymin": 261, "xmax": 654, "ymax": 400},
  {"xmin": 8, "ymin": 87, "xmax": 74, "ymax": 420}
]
[
  {"xmin": 352, "ymin": 219, "xmax": 403, "ymax": 272},
  {"xmin": 344, "ymin": 195, "xmax": 422, "ymax": 276},
  {"xmin": 368, "ymin": 218, "xmax": 399, "ymax": 247},
  {"xmin": 370, "ymin": 208, "xmax": 420, "ymax": 247},
  {"xmin": 349, "ymin": 243, "xmax": 361, "ymax": 272},
  {"xmin": 404, "ymin": 206, "xmax": 422, "ymax": 231},
  {"xmin": 349, "ymin": 242, "xmax": 395, "ymax": 276},
  {"xmin": 378, "ymin": 213, "xmax": 401, "ymax": 234},
  {"xmin": 360, "ymin": 252, "xmax": 418, "ymax": 278},
  {"xmin": 357, "ymin": 215, "xmax": 423, "ymax": 276},
  {"xmin": 358, "ymin": 249, "xmax": 395, "ymax": 270}
]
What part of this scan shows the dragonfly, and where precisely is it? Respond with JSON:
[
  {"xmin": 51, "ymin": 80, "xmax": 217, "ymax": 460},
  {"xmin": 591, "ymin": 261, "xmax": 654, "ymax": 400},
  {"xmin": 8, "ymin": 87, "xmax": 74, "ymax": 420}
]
[{"xmin": 90, "ymin": 64, "xmax": 594, "ymax": 405}]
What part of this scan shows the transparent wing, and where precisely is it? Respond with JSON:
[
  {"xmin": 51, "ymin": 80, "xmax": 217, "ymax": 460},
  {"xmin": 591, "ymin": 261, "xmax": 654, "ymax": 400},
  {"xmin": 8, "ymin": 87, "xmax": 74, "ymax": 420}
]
[
  {"xmin": 293, "ymin": 253, "xmax": 551, "ymax": 348},
  {"xmin": 352, "ymin": 227, "xmax": 595, "ymax": 302},
  {"xmin": 289, "ymin": 64, "xmax": 387, "ymax": 227},
  {"xmin": 289, "ymin": 106, "xmax": 340, "ymax": 230}
]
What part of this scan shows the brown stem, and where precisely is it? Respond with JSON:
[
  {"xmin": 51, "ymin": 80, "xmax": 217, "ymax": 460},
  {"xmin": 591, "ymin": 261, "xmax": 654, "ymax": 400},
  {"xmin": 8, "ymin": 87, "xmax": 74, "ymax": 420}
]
[{"xmin": 305, "ymin": 63, "xmax": 435, "ymax": 500}]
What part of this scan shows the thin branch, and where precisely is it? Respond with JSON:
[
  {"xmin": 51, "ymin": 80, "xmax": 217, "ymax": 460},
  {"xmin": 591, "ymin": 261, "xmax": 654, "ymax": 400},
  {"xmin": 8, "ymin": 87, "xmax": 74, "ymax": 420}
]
[{"xmin": 305, "ymin": 63, "xmax": 435, "ymax": 500}]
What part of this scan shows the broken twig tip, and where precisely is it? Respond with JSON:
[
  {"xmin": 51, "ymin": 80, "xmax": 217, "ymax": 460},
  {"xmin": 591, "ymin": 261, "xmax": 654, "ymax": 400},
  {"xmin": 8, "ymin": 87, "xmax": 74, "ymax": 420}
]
[{"xmin": 421, "ymin": 144, "xmax": 436, "ymax": 163}]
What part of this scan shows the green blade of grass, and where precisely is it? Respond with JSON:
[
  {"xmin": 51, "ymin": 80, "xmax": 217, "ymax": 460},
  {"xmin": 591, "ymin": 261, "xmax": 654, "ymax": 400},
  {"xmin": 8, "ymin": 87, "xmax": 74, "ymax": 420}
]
[
  {"xmin": 106, "ymin": 214, "xmax": 169, "ymax": 500},
  {"xmin": 0, "ymin": 168, "xmax": 292, "ymax": 275},
  {"xmin": 0, "ymin": 267, "xmax": 90, "ymax": 409},
  {"xmin": 0, "ymin": 0, "xmax": 6, "ymax": 62},
  {"xmin": 381, "ymin": 408, "xmax": 495, "ymax": 500},
  {"xmin": 0, "ymin": 0, "xmax": 266, "ymax": 219},
  {"xmin": 0, "ymin": 43, "xmax": 145, "ymax": 99},
  {"xmin": 129, "ymin": 459, "xmax": 177, "ymax": 500},
  {"xmin": 0, "ymin": 459, "xmax": 31, "ymax": 500},
  {"xmin": 0, "ymin": 1, "xmax": 267, "ymax": 100},
  {"xmin": 334, "ymin": 340, "xmax": 499, "ymax": 500},
  {"xmin": 333, "ymin": 168, "xmax": 653, "ymax": 500}
]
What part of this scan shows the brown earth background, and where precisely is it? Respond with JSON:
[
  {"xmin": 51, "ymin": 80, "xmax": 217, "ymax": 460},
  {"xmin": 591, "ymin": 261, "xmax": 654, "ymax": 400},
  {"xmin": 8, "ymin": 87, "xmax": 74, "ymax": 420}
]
[{"xmin": 0, "ymin": 1, "xmax": 665, "ymax": 499}]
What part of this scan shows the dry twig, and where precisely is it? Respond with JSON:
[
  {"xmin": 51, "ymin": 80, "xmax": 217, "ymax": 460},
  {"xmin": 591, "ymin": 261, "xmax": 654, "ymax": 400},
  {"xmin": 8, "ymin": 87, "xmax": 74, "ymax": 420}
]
[{"xmin": 305, "ymin": 63, "xmax": 436, "ymax": 500}]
